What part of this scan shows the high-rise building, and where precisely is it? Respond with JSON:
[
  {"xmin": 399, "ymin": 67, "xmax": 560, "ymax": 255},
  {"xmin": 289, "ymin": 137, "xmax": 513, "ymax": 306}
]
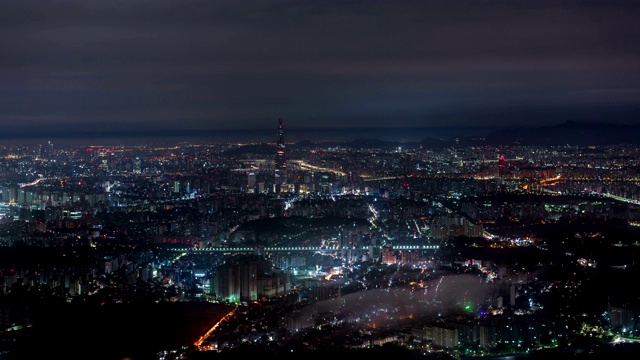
[
  {"xmin": 212, "ymin": 255, "xmax": 275, "ymax": 303},
  {"xmin": 275, "ymin": 117, "xmax": 287, "ymax": 185},
  {"xmin": 133, "ymin": 157, "xmax": 141, "ymax": 174},
  {"xmin": 247, "ymin": 172, "xmax": 256, "ymax": 193}
]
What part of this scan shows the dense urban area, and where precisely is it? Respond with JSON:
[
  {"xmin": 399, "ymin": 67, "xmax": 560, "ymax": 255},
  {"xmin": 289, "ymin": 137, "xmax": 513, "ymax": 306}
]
[{"xmin": 1, "ymin": 126, "xmax": 640, "ymax": 359}]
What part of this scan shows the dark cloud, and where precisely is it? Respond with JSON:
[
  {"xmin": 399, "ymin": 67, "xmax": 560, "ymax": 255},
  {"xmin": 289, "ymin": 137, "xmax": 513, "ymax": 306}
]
[{"xmin": 1, "ymin": 0, "xmax": 639, "ymax": 142}]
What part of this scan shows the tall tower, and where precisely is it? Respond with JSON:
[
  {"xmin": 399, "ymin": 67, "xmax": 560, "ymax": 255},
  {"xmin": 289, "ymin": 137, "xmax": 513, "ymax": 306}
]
[
  {"xmin": 275, "ymin": 117, "xmax": 287, "ymax": 185},
  {"xmin": 498, "ymin": 155, "xmax": 506, "ymax": 177}
]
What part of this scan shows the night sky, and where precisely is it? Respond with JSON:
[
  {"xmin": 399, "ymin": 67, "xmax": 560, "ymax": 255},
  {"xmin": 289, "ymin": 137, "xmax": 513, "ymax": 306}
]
[{"xmin": 1, "ymin": 0, "xmax": 640, "ymax": 143}]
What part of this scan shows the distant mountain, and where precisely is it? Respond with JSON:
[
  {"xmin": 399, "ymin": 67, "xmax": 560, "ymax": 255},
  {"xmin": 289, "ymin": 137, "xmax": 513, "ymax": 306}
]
[
  {"xmin": 222, "ymin": 143, "xmax": 274, "ymax": 156},
  {"xmin": 293, "ymin": 138, "xmax": 410, "ymax": 149},
  {"xmin": 348, "ymin": 138, "xmax": 410, "ymax": 148},
  {"xmin": 418, "ymin": 137, "xmax": 451, "ymax": 149},
  {"xmin": 291, "ymin": 137, "xmax": 451, "ymax": 150},
  {"xmin": 222, "ymin": 121, "xmax": 639, "ymax": 153},
  {"xmin": 227, "ymin": 135, "xmax": 455, "ymax": 154},
  {"xmin": 483, "ymin": 120, "xmax": 640, "ymax": 146},
  {"xmin": 291, "ymin": 139, "xmax": 316, "ymax": 148}
]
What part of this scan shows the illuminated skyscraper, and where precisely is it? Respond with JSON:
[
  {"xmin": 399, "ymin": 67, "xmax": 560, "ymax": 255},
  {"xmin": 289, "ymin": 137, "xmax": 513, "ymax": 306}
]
[
  {"xmin": 275, "ymin": 117, "xmax": 286, "ymax": 185},
  {"xmin": 247, "ymin": 172, "xmax": 256, "ymax": 193}
]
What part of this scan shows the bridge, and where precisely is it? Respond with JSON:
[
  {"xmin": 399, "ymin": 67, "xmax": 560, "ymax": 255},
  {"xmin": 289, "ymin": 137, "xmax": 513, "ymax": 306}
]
[
  {"xmin": 18, "ymin": 177, "xmax": 55, "ymax": 188},
  {"xmin": 163, "ymin": 244, "xmax": 440, "ymax": 253}
]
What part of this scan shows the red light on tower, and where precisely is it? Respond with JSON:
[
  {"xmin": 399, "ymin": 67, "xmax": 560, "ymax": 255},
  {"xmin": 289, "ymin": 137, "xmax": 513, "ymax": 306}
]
[{"xmin": 498, "ymin": 156, "xmax": 506, "ymax": 176}]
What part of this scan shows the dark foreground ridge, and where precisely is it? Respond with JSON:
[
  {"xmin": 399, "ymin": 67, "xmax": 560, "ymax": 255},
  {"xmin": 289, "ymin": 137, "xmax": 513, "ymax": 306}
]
[
  {"xmin": 182, "ymin": 342, "xmax": 640, "ymax": 360},
  {"xmin": 2, "ymin": 301, "xmax": 233, "ymax": 360}
]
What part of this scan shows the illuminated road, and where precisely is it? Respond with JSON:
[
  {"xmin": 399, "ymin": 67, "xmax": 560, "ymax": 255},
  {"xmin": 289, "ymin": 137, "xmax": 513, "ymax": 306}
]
[
  {"xmin": 18, "ymin": 177, "xmax": 56, "ymax": 188},
  {"xmin": 290, "ymin": 160, "xmax": 346, "ymax": 176},
  {"xmin": 363, "ymin": 174, "xmax": 413, "ymax": 182},
  {"xmin": 589, "ymin": 191, "xmax": 640, "ymax": 205},
  {"xmin": 194, "ymin": 309, "xmax": 237, "ymax": 350}
]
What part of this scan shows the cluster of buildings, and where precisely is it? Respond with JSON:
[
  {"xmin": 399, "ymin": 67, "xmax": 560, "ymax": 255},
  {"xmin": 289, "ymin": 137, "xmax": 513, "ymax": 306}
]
[{"xmin": 1, "ymin": 120, "xmax": 640, "ymax": 358}]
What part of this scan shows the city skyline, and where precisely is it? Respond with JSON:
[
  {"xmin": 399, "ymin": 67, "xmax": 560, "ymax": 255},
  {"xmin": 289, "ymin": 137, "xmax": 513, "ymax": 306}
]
[
  {"xmin": 2, "ymin": 123, "xmax": 640, "ymax": 358},
  {"xmin": 1, "ymin": 0, "xmax": 640, "ymax": 144}
]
